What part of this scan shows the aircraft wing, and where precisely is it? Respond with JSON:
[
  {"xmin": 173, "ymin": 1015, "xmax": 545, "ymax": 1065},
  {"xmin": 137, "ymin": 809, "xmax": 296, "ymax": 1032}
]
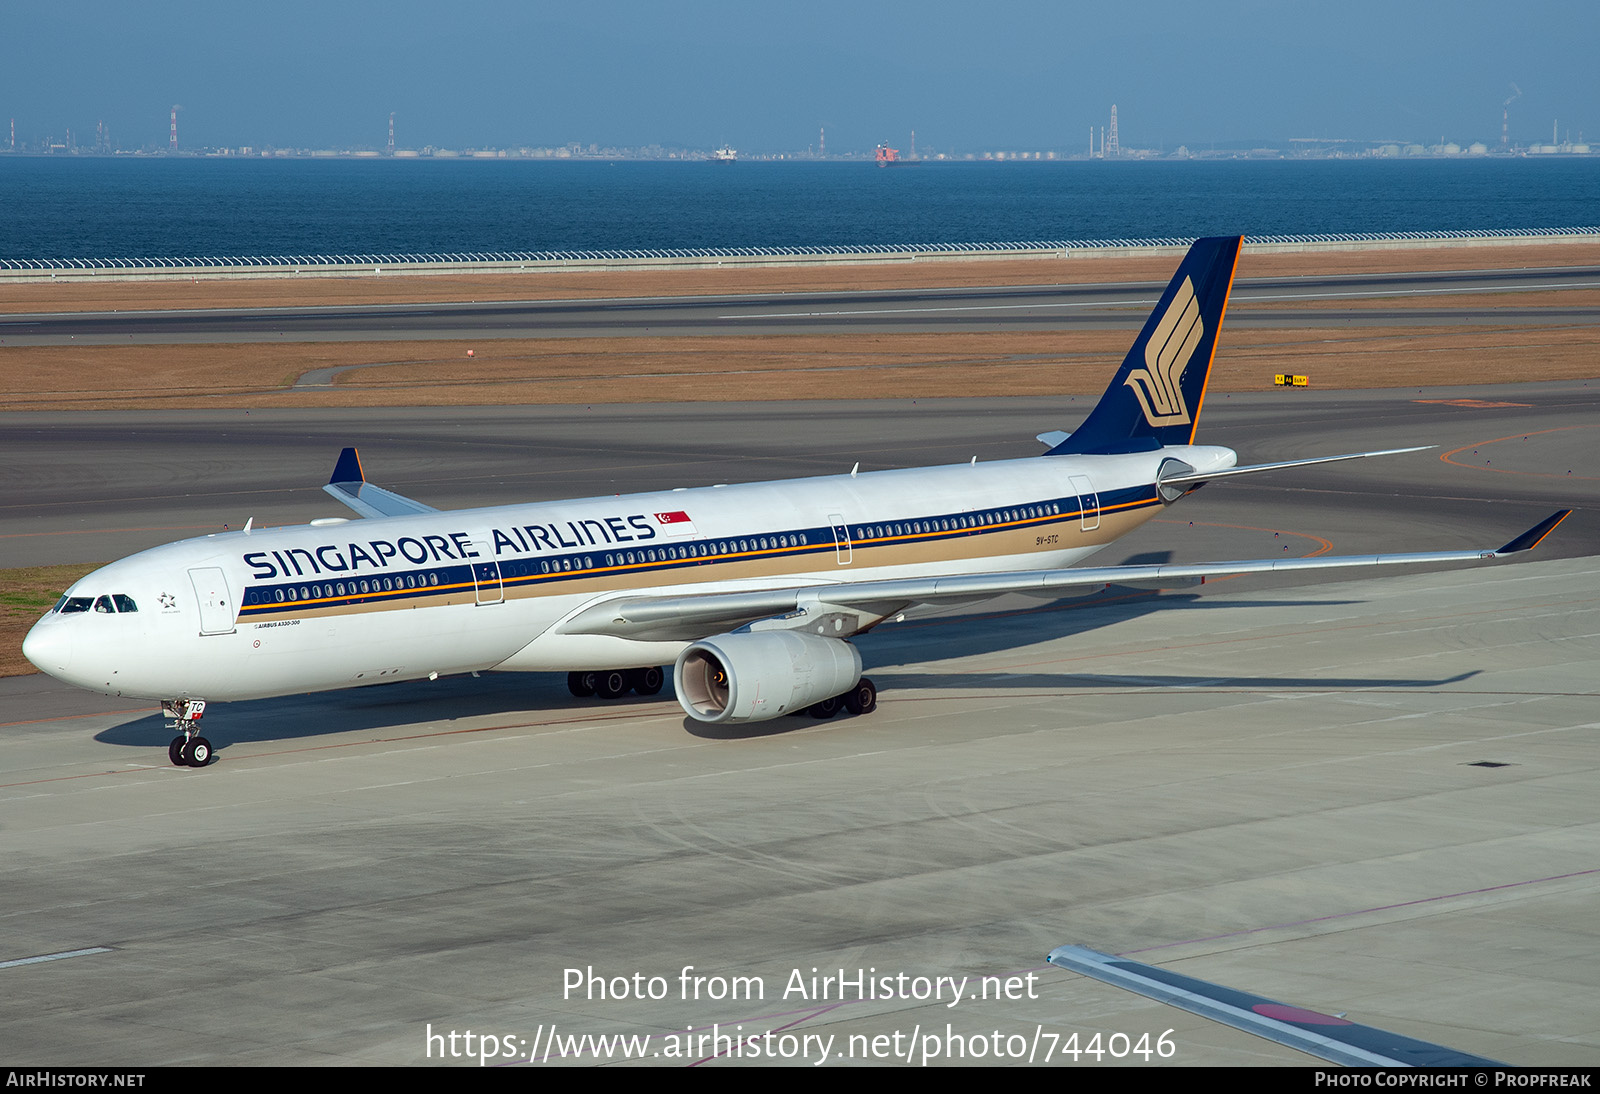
[
  {"xmin": 1046, "ymin": 945, "xmax": 1504, "ymax": 1067},
  {"xmin": 321, "ymin": 447, "xmax": 440, "ymax": 519},
  {"xmin": 558, "ymin": 510, "xmax": 1570, "ymax": 641}
]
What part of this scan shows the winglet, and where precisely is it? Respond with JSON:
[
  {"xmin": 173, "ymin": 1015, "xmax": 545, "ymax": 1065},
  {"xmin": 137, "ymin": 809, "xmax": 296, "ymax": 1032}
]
[
  {"xmin": 329, "ymin": 447, "xmax": 365, "ymax": 486},
  {"xmin": 1046, "ymin": 945, "xmax": 1504, "ymax": 1068},
  {"xmin": 1494, "ymin": 509, "xmax": 1571, "ymax": 555}
]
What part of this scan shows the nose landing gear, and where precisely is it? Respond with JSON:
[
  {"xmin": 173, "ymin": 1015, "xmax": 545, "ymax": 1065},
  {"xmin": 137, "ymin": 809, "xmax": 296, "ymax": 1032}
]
[{"xmin": 162, "ymin": 698, "xmax": 213, "ymax": 768}]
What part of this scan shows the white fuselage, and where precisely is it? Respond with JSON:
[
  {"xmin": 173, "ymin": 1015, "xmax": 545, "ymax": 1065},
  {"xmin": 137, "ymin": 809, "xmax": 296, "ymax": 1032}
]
[{"xmin": 23, "ymin": 445, "xmax": 1236, "ymax": 702}]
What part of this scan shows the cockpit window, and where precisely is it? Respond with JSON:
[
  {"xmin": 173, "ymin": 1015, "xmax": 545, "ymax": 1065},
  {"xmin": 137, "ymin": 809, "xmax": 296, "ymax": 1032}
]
[{"xmin": 59, "ymin": 593, "xmax": 139, "ymax": 615}]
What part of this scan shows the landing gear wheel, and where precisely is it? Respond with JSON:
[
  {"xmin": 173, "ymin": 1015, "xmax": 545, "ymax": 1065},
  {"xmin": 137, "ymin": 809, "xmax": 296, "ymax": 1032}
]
[
  {"xmin": 808, "ymin": 695, "xmax": 842, "ymax": 719},
  {"xmin": 594, "ymin": 670, "xmax": 630, "ymax": 700},
  {"xmin": 844, "ymin": 677, "xmax": 878, "ymax": 716},
  {"xmin": 567, "ymin": 671, "xmax": 596, "ymax": 698},
  {"xmin": 168, "ymin": 736, "xmax": 187, "ymax": 767},
  {"xmin": 630, "ymin": 666, "xmax": 665, "ymax": 696},
  {"xmin": 183, "ymin": 737, "xmax": 213, "ymax": 768}
]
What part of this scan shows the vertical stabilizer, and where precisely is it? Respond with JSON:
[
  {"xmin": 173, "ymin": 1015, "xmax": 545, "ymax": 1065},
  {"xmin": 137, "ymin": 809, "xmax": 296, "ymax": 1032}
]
[{"xmin": 1049, "ymin": 235, "xmax": 1241, "ymax": 455}]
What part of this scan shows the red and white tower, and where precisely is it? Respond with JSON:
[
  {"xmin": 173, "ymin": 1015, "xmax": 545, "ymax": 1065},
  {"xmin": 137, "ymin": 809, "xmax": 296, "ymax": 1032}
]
[
  {"xmin": 388, "ymin": 112, "xmax": 395, "ymax": 154},
  {"xmin": 170, "ymin": 106, "xmax": 179, "ymax": 151}
]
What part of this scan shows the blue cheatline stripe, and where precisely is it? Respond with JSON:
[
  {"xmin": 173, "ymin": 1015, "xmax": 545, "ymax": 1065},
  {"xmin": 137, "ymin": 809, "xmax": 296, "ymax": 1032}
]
[{"xmin": 237, "ymin": 488, "xmax": 1164, "ymax": 621}]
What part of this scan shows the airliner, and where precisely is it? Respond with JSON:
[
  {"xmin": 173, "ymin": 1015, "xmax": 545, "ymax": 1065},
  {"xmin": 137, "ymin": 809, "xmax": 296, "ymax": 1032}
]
[{"xmin": 23, "ymin": 237, "xmax": 1570, "ymax": 768}]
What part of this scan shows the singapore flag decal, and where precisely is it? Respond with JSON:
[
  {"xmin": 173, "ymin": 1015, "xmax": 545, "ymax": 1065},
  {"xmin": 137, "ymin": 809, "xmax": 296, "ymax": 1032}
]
[{"xmin": 654, "ymin": 510, "xmax": 698, "ymax": 537}]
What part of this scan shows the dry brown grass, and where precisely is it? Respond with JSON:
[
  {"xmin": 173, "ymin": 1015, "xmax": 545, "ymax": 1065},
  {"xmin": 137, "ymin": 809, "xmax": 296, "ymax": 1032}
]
[
  {"xmin": 1248, "ymin": 289, "xmax": 1600, "ymax": 311},
  {"xmin": 5, "ymin": 320, "xmax": 1600, "ymax": 411}
]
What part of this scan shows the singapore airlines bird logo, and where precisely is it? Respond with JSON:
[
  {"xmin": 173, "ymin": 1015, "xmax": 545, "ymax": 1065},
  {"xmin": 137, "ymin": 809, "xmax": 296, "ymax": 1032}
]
[{"xmin": 1124, "ymin": 276, "xmax": 1203, "ymax": 427}]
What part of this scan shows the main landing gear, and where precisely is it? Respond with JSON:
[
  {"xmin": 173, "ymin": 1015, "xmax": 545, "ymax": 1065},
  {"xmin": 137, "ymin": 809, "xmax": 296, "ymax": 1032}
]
[
  {"xmin": 567, "ymin": 667, "xmax": 666, "ymax": 701},
  {"xmin": 805, "ymin": 677, "xmax": 877, "ymax": 719},
  {"xmin": 162, "ymin": 698, "xmax": 213, "ymax": 768}
]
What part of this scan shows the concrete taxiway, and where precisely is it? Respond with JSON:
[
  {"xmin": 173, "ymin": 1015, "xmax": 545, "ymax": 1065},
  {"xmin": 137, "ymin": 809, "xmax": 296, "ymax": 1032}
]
[{"xmin": 1, "ymin": 388, "xmax": 1597, "ymax": 1066}]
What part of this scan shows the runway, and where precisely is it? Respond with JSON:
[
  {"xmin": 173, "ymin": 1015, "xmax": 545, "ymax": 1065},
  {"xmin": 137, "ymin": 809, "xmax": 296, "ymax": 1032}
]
[
  {"xmin": 3, "ymin": 265, "xmax": 1598, "ymax": 345},
  {"xmin": 1, "ymin": 387, "xmax": 1597, "ymax": 1065}
]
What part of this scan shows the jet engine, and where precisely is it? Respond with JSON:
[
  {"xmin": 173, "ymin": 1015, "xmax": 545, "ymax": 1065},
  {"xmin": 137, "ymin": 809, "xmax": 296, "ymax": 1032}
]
[{"xmin": 673, "ymin": 631, "xmax": 862, "ymax": 724}]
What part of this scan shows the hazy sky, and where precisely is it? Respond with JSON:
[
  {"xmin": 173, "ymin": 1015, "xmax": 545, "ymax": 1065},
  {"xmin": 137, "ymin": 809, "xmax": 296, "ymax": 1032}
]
[{"xmin": 6, "ymin": 2, "xmax": 1596, "ymax": 152}]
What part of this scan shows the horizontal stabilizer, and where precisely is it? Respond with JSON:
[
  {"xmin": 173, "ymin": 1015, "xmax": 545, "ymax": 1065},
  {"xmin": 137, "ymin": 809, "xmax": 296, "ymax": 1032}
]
[
  {"xmin": 1157, "ymin": 446, "xmax": 1434, "ymax": 489},
  {"xmin": 1047, "ymin": 945, "xmax": 1503, "ymax": 1067},
  {"xmin": 322, "ymin": 446, "xmax": 440, "ymax": 520}
]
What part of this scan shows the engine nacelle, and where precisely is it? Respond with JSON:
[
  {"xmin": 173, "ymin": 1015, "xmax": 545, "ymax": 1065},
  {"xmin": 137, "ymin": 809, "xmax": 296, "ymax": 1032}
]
[{"xmin": 674, "ymin": 631, "xmax": 862, "ymax": 724}]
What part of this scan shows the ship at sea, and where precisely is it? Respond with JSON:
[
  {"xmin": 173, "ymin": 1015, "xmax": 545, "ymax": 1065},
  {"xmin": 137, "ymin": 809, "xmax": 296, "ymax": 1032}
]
[{"xmin": 712, "ymin": 146, "xmax": 736, "ymax": 163}]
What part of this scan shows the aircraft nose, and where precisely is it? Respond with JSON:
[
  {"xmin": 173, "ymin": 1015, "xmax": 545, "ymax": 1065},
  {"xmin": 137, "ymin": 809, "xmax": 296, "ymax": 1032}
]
[{"xmin": 22, "ymin": 619, "xmax": 73, "ymax": 677}]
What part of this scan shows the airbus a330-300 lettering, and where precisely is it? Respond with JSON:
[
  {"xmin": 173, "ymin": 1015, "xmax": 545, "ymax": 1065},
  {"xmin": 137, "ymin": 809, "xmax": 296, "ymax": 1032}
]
[{"xmin": 24, "ymin": 237, "xmax": 1570, "ymax": 768}]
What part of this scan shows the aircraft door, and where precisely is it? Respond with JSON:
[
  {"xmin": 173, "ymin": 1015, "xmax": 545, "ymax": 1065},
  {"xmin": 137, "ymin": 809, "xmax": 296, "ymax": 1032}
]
[
  {"xmin": 1069, "ymin": 474, "xmax": 1101, "ymax": 532},
  {"xmin": 470, "ymin": 542, "xmax": 503, "ymax": 605},
  {"xmin": 187, "ymin": 567, "xmax": 237, "ymax": 635},
  {"xmin": 829, "ymin": 514, "xmax": 853, "ymax": 565}
]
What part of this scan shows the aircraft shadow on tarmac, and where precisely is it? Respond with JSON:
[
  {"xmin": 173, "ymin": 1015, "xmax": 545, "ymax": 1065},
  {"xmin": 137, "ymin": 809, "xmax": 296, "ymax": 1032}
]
[
  {"xmin": 92, "ymin": 580, "xmax": 1440, "ymax": 753},
  {"xmin": 91, "ymin": 672, "xmax": 625, "ymax": 753},
  {"xmin": 869, "ymin": 668, "xmax": 1482, "ymax": 693},
  {"xmin": 859, "ymin": 587, "xmax": 1368, "ymax": 669},
  {"xmin": 684, "ymin": 667, "xmax": 1483, "ymax": 740}
]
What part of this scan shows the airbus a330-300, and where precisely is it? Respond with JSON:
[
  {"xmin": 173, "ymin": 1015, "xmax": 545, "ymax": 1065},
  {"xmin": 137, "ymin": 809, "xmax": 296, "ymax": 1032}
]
[{"xmin": 23, "ymin": 237, "xmax": 1570, "ymax": 767}]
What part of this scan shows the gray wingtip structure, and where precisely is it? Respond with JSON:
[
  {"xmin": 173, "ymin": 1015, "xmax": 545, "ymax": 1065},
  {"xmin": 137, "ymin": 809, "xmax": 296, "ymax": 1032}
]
[{"xmin": 1046, "ymin": 945, "xmax": 1505, "ymax": 1068}]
